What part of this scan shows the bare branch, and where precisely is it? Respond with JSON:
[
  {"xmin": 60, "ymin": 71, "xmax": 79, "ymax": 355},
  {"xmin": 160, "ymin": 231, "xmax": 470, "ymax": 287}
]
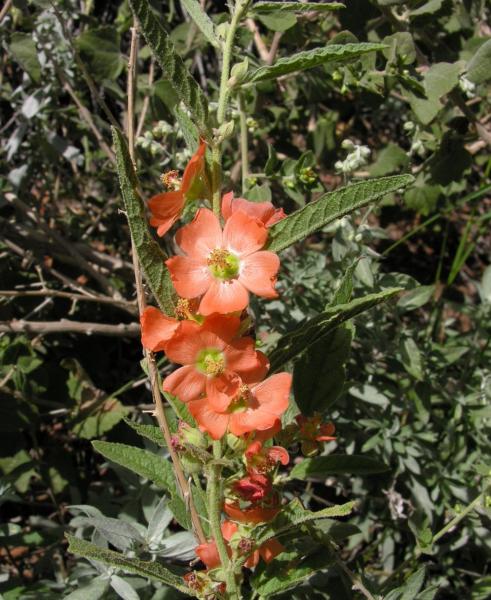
[{"xmin": 0, "ymin": 319, "xmax": 140, "ymax": 337}]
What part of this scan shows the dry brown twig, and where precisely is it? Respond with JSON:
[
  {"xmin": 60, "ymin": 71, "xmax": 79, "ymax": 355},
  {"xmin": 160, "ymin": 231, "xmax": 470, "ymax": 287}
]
[
  {"xmin": 126, "ymin": 24, "xmax": 206, "ymax": 545},
  {"xmin": 0, "ymin": 319, "xmax": 140, "ymax": 337}
]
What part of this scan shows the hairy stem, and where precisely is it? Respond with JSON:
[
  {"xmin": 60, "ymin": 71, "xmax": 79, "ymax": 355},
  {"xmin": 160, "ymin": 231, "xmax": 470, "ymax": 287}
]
[
  {"xmin": 126, "ymin": 23, "xmax": 206, "ymax": 545},
  {"xmin": 238, "ymin": 93, "xmax": 249, "ymax": 195},
  {"xmin": 208, "ymin": 440, "xmax": 240, "ymax": 597},
  {"xmin": 211, "ymin": 0, "xmax": 250, "ymax": 216}
]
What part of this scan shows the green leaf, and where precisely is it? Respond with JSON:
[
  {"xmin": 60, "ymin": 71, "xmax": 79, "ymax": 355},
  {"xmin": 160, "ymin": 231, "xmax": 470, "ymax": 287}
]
[
  {"xmin": 257, "ymin": 11, "xmax": 297, "ymax": 32},
  {"xmin": 400, "ymin": 337, "xmax": 424, "ymax": 381},
  {"xmin": 181, "ymin": 0, "xmax": 218, "ymax": 47},
  {"xmin": 253, "ymin": 2, "xmax": 345, "ymax": 13},
  {"xmin": 328, "ymin": 259, "xmax": 359, "ymax": 307},
  {"xmin": 174, "ymin": 107, "xmax": 199, "ymax": 153},
  {"xmin": 129, "ymin": 0, "xmax": 209, "ymax": 133},
  {"xmin": 112, "ymin": 127, "xmax": 177, "ymax": 315},
  {"xmin": 290, "ymin": 454, "xmax": 391, "ymax": 479},
  {"xmin": 76, "ymin": 26, "xmax": 124, "ymax": 82},
  {"xmin": 124, "ymin": 419, "xmax": 166, "ymax": 447},
  {"xmin": 8, "ymin": 33, "xmax": 41, "ymax": 82},
  {"xmin": 251, "ymin": 548, "xmax": 332, "ymax": 597},
  {"xmin": 466, "ymin": 39, "xmax": 491, "ymax": 85},
  {"xmin": 64, "ymin": 576, "xmax": 110, "ymax": 600},
  {"xmin": 369, "ymin": 143, "xmax": 409, "ymax": 177},
  {"xmin": 252, "ymin": 498, "xmax": 356, "ymax": 546},
  {"xmin": 267, "ymin": 175, "xmax": 414, "ymax": 253},
  {"xmin": 269, "ymin": 288, "xmax": 402, "ymax": 372},
  {"xmin": 244, "ymin": 43, "xmax": 386, "ymax": 84},
  {"xmin": 401, "ymin": 567, "xmax": 426, "ymax": 600},
  {"xmin": 293, "ymin": 324, "xmax": 352, "ymax": 415},
  {"xmin": 397, "ymin": 285, "xmax": 435, "ymax": 311},
  {"xmin": 66, "ymin": 535, "xmax": 192, "ymax": 595},
  {"xmin": 92, "ymin": 441, "xmax": 189, "ymax": 529}
]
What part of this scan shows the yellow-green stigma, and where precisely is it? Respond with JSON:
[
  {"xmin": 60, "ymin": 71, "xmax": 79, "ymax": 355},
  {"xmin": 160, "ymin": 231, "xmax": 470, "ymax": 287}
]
[
  {"xmin": 196, "ymin": 348, "xmax": 225, "ymax": 376},
  {"xmin": 207, "ymin": 248, "xmax": 239, "ymax": 280}
]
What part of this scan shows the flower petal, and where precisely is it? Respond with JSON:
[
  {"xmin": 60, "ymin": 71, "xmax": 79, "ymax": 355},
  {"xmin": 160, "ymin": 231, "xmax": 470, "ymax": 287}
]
[
  {"xmin": 226, "ymin": 339, "xmax": 268, "ymax": 380},
  {"xmin": 164, "ymin": 321, "xmax": 202, "ymax": 365},
  {"xmin": 223, "ymin": 210, "xmax": 268, "ymax": 257},
  {"xmin": 162, "ymin": 365, "xmax": 206, "ymax": 403},
  {"xmin": 188, "ymin": 398, "xmax": 229, "ymax": 440},
  {"xmin": 259, "ymin": 538, "xmax": 284, "ymax": 563},
  {"xmin": 223, "ymin": 502, "xmax": 280, "ymax": 524},
  {"xmin": 195, "ymin": 540, "xmax": 220, "ymax": 569},
  {"xmin": 166, "ymin": 256, "xmax": 211, "ymax": 298},
  {"xmin": 181, "ymin": 140, "xmax": 206, "ymax": 193},
  {"xmin": 229, "ymin": 407, "xmax": 280, "ymax": 436},
  {"xmin": 175, "ymin": 208, "xmax": 222, "ymax": 259},
  {"xmin": 239, "ymin": 251, "xmax": 279, "ymax": 298},
  {"xmin": 148, "ymin": 191, "xmax": 185, "ymax": 237},
  {"xmin": 199, "ymin": 279, "xmax": 249, "ymax": 316},
  {"xmin": 201, "ymin": 314, "xmax": 241, "ymax": 343},
  {"xmin": 221, "ymin": 192, "xmax": 285, "ymax": 228},
  {"xmin": 140, "ymin": 307, "xmax": 179, "ymax": 352},
  {"xmin": 206, "ymin": 371, "xmax": 241, "ymax": 412},
  {"xmin": 252, "ymin": 373, "xmax": 292, "ymax": 416}
]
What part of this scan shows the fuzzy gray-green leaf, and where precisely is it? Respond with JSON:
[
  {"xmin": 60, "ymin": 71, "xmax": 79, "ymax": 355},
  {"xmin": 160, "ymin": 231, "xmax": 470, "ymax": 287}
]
[
  {"xmin": 181, "ymin": 0, "xmax": 219, "ymax": 47},
  {"xmin": 112, "ymin": 127, "xmax": 177, "ymax": 315},
  {"xmin": 129, "ymin": 0, "xmax": 209, "ymax": 133},
  {"xmin": 268, "ymin": 174, "xmax": 414, "ymax": 253},
  {"xmin": 244, "ymin": 42, "xmax": 386, "ymax": 84},
  {"xmin": 66, "ymin": 535, "xmax": 192, "ymax": 595},
  {"xmin": 253, "ymin": 2, "xmax": 345, "ymax": 12}
]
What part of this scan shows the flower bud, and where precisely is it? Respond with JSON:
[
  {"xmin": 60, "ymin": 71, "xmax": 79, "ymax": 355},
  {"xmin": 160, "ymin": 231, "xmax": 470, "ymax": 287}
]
[
  {"xmin": 226, "ymin": 433, "xmax": 247, "ymax": 453},
  {"xmin": 229, "ymin": 58, "xmax": 249, "ymax": 86},
  {"xmin": 179, "ymin": 421, "xmax": 207, "ymax": 449}
]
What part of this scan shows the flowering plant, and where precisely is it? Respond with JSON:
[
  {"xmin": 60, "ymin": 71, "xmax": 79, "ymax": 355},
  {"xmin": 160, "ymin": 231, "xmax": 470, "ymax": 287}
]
[{"xmin": 66, "ymin": 1, "xmax": 421, "ymax": 598}]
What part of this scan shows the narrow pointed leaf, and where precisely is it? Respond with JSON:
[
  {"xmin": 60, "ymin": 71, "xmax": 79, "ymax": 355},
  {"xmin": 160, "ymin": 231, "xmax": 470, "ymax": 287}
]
[
  {"xmin": 252, "ymin": 498, "xmax": 356, "ymax": 546},
  {"xmin": 181, "ymin": 0, "xmax": 219, "ymax": 47},
  {"xmin": 268, "ymin": 175, "xmax": 414, "ymax": 252},
  {"xmin": 129, "ymin": 0, "xmax": 209, "ymax": 133},
  {"xmin": 290, "ymin": 454, "xmax": 391, "ymax": 480},
  {"xmin": 269, "ymin": 288, "xmax": 402, "ymax": 372},
  {"xmin": 112, "ymin": 127, "xmax": 177, "ymax": 315},
  {"xmin": 253, "ymin": 2, "xmax": 345, "ymax": 12},
  {"xmin": 124, "ymin": 419, "xmax": 166, "ymax": 447},
  {"xmin": 66, "ymin": 535, "xmax": 192, "ymax": 595},
  {"xmin": 92, "ymin": 441, "xmax": 189, "ymax": 529},
  {"xmin": 244, "ymin": 42, "xmax": 386, "ymax": 84}
]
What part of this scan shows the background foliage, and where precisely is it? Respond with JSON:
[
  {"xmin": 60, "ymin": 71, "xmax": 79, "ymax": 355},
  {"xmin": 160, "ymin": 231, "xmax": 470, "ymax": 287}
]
[{"xmin": 1, "ymin": 0, "xmax": 490, "ymax": 598}]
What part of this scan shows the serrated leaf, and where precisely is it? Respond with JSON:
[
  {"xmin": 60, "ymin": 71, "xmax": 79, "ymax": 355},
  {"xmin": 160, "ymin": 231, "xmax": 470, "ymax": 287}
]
[
  {"xmin": 290, "ymin": 454, "xmax": 391, "ymax": 479},
  {"xmin": 294, "ymin": 324, "xmax": 352, "ymax": 415},
  {"xmin": 112, "ymin": 127, "xmax": 177, "ymax": 315},
  {"xmin": 181, "ymin": 0, "xmax": 219, "ymax": 47},
  {"xmin": 269, "ymin": 288, "xmax": 402, "ymax": 372},
  {"xmin": 124, "ymin": 419, "xmax": 166, "ymax": 447},
  {"xmin": 253, "ymin": 2, "xmax": 345, "ymax": 12},
  {"xmin": 66, "ymin": 535, "xmax": 192, "ymax": 595},
  {"xmin": 267, "ymin": 175, "xmax": 414, "ymax": 253},
  {"xmin": 92, "ymin": 441, "xmax": 189, "ymax": 529},
  {"xmin": 129, "ymin": 0, "xmax": 209, "ymax": 133},
  {"xmin": 252, "ymin": 498, "xmax": 356, "ymax": 546},
  {"xmin": 466, "ymin": 39, "xmax": 491, "ymax": 85},
  {"xmin": 244, "ymin": 43, "xmax": 386, "ymax": 84},
  {"xmin": 251, "ymin": 548, "xmax": 332, "ymax": 596}
]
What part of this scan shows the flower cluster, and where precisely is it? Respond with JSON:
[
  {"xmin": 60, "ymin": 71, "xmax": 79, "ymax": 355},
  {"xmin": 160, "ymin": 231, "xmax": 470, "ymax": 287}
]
[{"xmin": 140, "ymin": 143, "xmax": 314, "ymax": 595}]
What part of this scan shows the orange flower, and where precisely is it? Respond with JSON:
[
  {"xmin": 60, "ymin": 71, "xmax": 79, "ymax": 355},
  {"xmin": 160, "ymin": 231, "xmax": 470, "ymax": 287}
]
[
  {"xmin": 162, "ymin": 314, "xmax": 269, "ymax": 405},
  {"xmin": 149, "ymin": 140, "xmax": 207, "ymax": 236},
  {"xmin": 224, "ymin": 501, "xmax": 280, "ymax": 524},
  {"xmin": 245, "ymin": 441, "xmax": 289, "ymax": 474},
  {"xmin": 140, "ymin": 306, "xmax": 180, "ymax": 352},
  {"xmin": 166, "ymin": 208, "xmax": 280, "ymax": 315},
  {"xmin": 188, "ymin": 372, "xmax": 291, "ymax": 440},
  {"xmin": 233, "ymin": 474, "xmax": 272, "ymax": 503},
  {"xmin": 221, "ymin": 192, "xmax": 286, "ymax": 227},
  {"xmin": 195, "ymin": 521, "xmax": 283, "ymax": 569}
]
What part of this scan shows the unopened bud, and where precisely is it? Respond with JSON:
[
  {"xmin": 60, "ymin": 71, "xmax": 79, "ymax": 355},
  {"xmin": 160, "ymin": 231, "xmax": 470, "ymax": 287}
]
[{"xmin": 229, "ymin": 58, "xmax": 249, "ymax": 86}]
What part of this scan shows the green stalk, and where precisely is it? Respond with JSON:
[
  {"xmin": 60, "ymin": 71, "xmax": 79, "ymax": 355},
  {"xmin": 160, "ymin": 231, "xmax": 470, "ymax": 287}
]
[
  {"xmin": 207, "ymin": 440, "xmax": 240, "ymax": 597},
  {"xmin": 211, "ymin": 0, "xmax": 250, "ymax": 216},
  {"xmin": 238, "ymin": 93, "xmax": 249, "ymax": 195}
]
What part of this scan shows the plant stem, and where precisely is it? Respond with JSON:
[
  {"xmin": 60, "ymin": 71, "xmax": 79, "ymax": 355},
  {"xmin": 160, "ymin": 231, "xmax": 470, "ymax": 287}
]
[
  {"xmin": 208, "ymin": 440, "xmax": 240, "ymax": 597},
  {"xmin": 126, "ymin": 23, "xmax": 206, "ymax": 546},
  {"xmin": 238, "ymin": 93, "xmax": 249, "ymax": 195},
  {"xmin": 211, "ymin": 0, "xmax": 250, "ymax": 216}
]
